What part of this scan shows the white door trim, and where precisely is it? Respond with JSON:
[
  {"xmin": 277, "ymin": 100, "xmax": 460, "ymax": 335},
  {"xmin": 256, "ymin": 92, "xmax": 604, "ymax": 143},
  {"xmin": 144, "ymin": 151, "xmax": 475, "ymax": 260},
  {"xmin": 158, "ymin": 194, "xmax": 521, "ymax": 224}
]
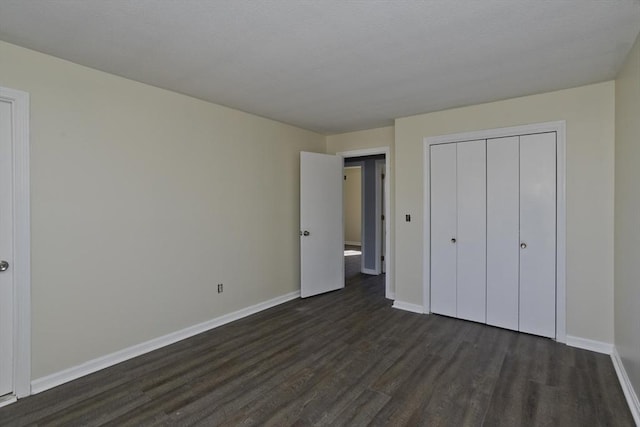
[
  {"xmin": 337, "ymin": 147, "xmax": 393, "ymax": 300},
  {"xmin": 423, "ymin": 121, "xmax": 566, "ymax": 343},
  {"xmin": 375, "ymin": 159, "xmax": 385, "ymax": 275},
  {"xmin": 0, "ymin": 86, "xmax": 31, "ymax": 397}
]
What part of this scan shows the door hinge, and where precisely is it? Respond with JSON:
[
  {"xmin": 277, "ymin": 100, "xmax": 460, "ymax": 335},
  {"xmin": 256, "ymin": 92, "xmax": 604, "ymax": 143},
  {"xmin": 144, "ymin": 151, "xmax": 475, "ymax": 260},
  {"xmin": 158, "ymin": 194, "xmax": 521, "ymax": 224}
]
[
  {"xmin": 344, "ymin": 175, "xmax": 347, "ymax": 180},
  {"xmin": 381, "ymin": 255, "xmax": 385, "ymax": 261},
  {"xmin": 382, "ymin": 173, "xmax": 385, "ymax": 180},
  {"xmin": 381, "ymin": 214, "xmax": 385, "ymax": 220}
]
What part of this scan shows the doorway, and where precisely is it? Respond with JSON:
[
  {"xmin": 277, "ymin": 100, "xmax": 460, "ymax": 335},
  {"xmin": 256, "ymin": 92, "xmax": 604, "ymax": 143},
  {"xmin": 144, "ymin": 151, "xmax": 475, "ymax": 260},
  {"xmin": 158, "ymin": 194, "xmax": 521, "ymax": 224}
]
[
  {"xmin": 338, "ymin": 147, "xmax": 392, "ymax": 299},
  {"xmin": 343, "ymin": 165, "xmax": 363, "ymax": 281}
]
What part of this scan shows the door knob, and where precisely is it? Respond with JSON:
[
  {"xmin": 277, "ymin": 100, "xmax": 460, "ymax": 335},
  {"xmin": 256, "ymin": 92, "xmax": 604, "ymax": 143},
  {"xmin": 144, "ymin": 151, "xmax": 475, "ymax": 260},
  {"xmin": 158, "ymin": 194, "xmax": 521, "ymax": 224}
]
[
  {"xmin": 520, "ymin": 242, "xmax": 527, "ymax": 249},
  {"xmin": 0, "ymin": 260, "xmax": 9, "ymax": 272},
  {"xmin": 451, "ymin": 238, "xmax": 456, "ymax": 243},
  {"xmin": 303, "ymin": 230, "xmax": 310, "ymax": 236}
]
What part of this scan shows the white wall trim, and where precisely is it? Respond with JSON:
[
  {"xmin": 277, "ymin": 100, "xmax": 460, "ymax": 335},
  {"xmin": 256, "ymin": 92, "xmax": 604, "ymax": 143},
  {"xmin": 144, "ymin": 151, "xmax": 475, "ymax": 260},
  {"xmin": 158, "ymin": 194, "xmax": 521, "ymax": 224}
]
[
  {"xmin": 423, "ymin": 121, "xmax": 567, "ymax": 343},
  {"xmin": 392, "ymin": 300, "xmax": 425, "ymax": 314},
  {"xmin": 31, "ymin": 290, "xmax": 300, "ymax": 395},
  {"xmin": 612, "ymin": 348, "xmax": 640, "ymax": 426},
  {"xmin": 555, "ymin": 121, "xmax": 567, "ymax": 343},
  {"xmin": 361, "ymin": 267, "xmax": 379, "ymax": 276},
  {"xmin": 374, "ymin": 159, "xmax": 384, "ymax": 275},
  {"xmin": 0, "ymin": 86, "xmax": 31, "ymax": 399},
  {"xmin": 344, "ymin": 241, "xmax": 361, "ymax": 247},
  {"xmin": 338, "ymin": 147, "xmax": 389, "ymax": 157},
  {"xmin": 0, "ymin": 395, "xmax": 17, "ymax": 408},
  {"xmin": 565, "ymin": 335, "xmax": 613, "ymax": 355},
  {"xmin": 337, "ymin": 147, "xmax": 393, "ymax": 300},
  {"xmin": 360, "ymin": 161, "xmax": 367, "ymax": 275},
  {"xmin": 422, "ymin": 121, "xmax": 566, "ymax": 145}
]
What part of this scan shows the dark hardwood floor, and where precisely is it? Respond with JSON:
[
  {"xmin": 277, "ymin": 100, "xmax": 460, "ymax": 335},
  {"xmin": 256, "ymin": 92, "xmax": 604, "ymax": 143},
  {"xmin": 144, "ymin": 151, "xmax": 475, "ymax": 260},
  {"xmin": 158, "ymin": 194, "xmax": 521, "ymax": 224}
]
[{"xmin": 0, "ymin": 249, "xmax": 634, "ymax": 426}]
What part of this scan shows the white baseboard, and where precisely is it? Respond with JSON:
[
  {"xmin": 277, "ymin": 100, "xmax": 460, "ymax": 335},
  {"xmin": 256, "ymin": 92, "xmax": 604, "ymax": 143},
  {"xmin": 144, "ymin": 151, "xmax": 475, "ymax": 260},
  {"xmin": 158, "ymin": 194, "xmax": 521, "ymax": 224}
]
[
  {"xmin": 31, "ymin": 290, "xmax": 301, "ymax": 395},
  {"xmin": 0, "ymin": 395, "xmax": 17, "ymax": 408},
  {"xmin": 344, "ymin": 241, "xmax": 361, "ymax": 246},
  {"xmin": 564, "ymin": 334, "xmax": 639, "ymax": 423},
  {"xmin": 612, "ymin": 348, "xmax": 640, "ymax": 426},
  {"xmin": 565, "ymin": 335, "xmax": 614, "ymax": 354},
  {"xmin": 385, "ymin": 291, "xmax": 396, "ymax": 300},
  {"xmin": 392, "ymin": 300, "xmax": 425, "ymax": 314},
  {"xmin": 362, "ymin": 267, "xmax": 379, "ymax": 275}
]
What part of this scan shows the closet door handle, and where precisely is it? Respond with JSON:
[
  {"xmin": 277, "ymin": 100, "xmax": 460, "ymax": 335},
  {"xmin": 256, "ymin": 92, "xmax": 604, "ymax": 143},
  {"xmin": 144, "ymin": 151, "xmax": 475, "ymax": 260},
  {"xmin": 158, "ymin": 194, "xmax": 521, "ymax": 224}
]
[
  {"xmin": 520, "ymin": 242, "xmax": 527, "ymax": 249},
  {"xmin": 451, "ymin": 238, "xmax": 456, "ymax": 243}
]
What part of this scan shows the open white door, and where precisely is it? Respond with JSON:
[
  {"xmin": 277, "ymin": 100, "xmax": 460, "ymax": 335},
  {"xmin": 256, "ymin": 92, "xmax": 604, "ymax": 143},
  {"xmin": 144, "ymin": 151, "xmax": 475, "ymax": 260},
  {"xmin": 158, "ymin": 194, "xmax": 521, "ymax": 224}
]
[
  {"xmin": 0, "ymin": 87, "xmax": 30, "ymax": 402},
  {"xmin": 300, "ymin": 152, "xmax": 344, "ymax": 298},
  {"xmin": 0, "ymin": 99, "xmax": 14, "ymax": 398}
]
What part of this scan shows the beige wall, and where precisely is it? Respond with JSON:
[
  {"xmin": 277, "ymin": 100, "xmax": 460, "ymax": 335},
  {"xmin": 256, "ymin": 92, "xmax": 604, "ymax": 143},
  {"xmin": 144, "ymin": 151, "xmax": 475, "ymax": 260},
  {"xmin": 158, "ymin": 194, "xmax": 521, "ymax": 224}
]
[
  {"xmin": 0, "ymin": 41, "xmax": 326, "ymax": 379},
  {"xmin": 327, "ymin": 126, "xmax": 395, "ymax": 294},
  {"xmin": 615, "ymin": 32, "xmax": 640, "ymax": 402},
  {"xmin": 0, "ymin": 35, "xmax": 627, "ymax": 383},
  {"xmin": 343, "ymin": 167, "xmax": 362, "ymax": 244},
  {"xmin": 395, "ymin": 82, "xmax": 615, "ymax": 343}
]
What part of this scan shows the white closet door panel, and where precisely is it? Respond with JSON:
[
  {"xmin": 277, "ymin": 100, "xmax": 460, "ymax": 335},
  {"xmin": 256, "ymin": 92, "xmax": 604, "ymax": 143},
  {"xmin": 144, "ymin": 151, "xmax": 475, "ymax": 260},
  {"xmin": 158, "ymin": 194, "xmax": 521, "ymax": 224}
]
[
  {"xmin": 430, "ymin": 143, "xmax": 457, "ymax": 317},
  {"xmin": 456, "ymin": 140, "xmax": 486, "ymax": 323},
  {"xmin": 519, "ymin": 133, "xmax": 556, "ymax": 338},
  {"xmin": 486, "ymin": 137, "xmax": 520, "ymax": 331}
]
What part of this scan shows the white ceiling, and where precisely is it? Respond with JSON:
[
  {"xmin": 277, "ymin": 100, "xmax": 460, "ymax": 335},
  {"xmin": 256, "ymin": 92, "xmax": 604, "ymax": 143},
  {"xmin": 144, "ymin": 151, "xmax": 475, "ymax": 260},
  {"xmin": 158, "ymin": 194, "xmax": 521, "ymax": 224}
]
[{"xmin": 1, "ymin": 1, "xmax": 639, "ymax": 134}]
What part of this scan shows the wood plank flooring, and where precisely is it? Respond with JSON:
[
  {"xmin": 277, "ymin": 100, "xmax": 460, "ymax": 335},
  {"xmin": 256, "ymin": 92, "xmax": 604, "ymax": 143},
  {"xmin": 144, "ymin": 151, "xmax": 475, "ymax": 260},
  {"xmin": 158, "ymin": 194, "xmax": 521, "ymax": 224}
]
[{"xmin": 0, "ymin": 252, "xmax": 634, "ymax": 426}]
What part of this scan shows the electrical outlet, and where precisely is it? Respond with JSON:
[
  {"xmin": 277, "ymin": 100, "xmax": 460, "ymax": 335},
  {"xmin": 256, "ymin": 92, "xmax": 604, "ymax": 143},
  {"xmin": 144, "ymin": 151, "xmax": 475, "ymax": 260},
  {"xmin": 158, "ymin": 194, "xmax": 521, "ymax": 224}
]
[{"xmin": 217, "ymin": 283, "xmax": 223, "ymax": 293}]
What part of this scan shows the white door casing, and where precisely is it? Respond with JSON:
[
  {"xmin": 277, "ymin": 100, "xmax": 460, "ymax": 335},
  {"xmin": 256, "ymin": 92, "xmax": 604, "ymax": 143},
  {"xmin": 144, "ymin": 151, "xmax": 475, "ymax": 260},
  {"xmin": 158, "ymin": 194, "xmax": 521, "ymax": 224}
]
[
  {"xmin": 374, "ymin": 159, "xmax": 385, "ymax": 275},
  {"xmin": 0, "ymin": 86, "xmax": 31, "ymax": 401},
  {"xmin": 380, "ymin": 164, "xmax": 386, "ymax": 274},
  {"xmin": 300, "ymin": 152, "xmax": 344, "ymax": 298},
  {"xmin": 337, "ymin": 147, "xmax": 393, "ymax": 300}
]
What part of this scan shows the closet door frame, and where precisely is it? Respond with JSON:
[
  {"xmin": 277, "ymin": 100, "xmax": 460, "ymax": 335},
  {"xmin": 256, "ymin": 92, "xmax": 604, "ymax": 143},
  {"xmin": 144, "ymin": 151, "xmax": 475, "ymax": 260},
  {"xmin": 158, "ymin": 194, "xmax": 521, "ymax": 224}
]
[{"xmin": 423, "ymin": 121, "xmax": 566, "ymax": 342}]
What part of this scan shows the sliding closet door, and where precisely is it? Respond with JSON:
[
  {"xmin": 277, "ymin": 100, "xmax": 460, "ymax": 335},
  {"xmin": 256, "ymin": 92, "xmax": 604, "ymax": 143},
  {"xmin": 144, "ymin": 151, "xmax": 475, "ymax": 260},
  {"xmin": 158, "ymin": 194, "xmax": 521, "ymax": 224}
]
[
  {"xmin": 519, "ymin": 133, "xmax": 556, "ymax": 338},
  {"xmin": 486, "ymin": 136, "xmax": 520, "ymax": 330},
  {"xmin": 456, "ymin": 140, "xmax": 486, "ymax": 323},
  {"xmin": 430, "ymin": 143, "xmax": 457, "ymax": 317}
]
